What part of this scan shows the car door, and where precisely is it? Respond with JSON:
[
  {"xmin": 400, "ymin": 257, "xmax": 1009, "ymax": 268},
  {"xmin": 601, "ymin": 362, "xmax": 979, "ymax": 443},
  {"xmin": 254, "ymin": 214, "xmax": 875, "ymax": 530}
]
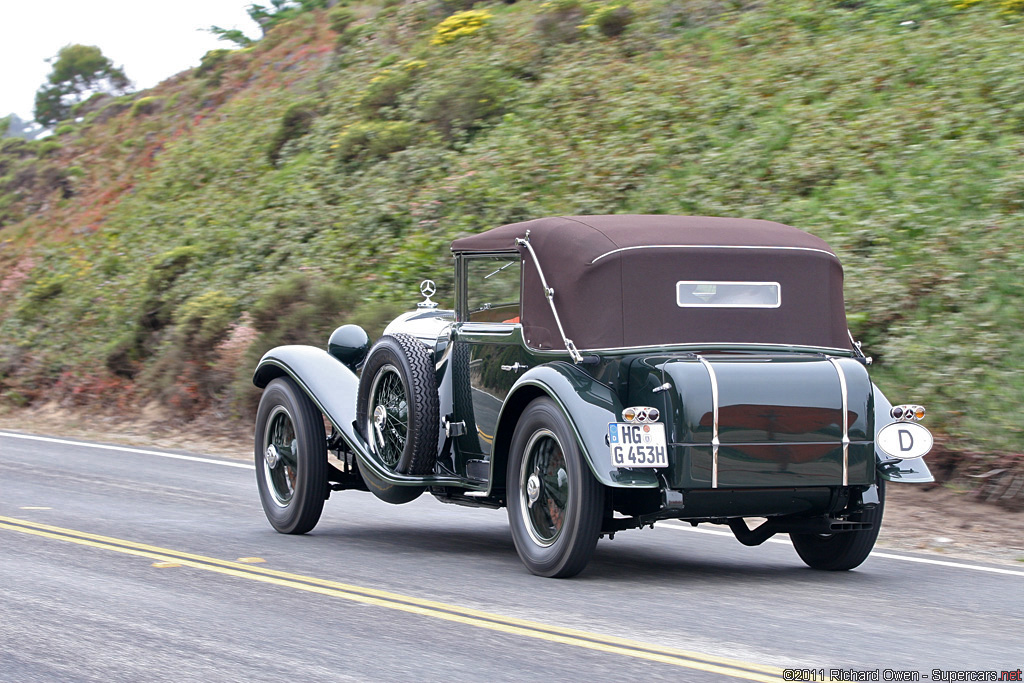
[{"xmin": 451, "ymin": 253, "xmax": 525, "ymax": 466}]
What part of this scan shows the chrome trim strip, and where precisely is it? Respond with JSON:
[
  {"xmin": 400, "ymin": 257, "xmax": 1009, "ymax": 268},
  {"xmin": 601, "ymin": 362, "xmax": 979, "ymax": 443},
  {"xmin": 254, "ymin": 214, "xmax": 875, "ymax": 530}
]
[
  {"xmin": 696, "ymin": 355, "xmax": 720, "ymax": 489},
  {"xmin": 590, "ymin": 244, "xmax": 838, "ymax": 265},
  {"xmin": 538, "ymin": 342, "xmax": 855, "ymax": 356},
  {"xmin": 827, "ymin": 357, "xmax": 850, "ymax": 487},
  {"xmin": 516, "ymin": 232, "xmax": 583, "ymax": 363}
]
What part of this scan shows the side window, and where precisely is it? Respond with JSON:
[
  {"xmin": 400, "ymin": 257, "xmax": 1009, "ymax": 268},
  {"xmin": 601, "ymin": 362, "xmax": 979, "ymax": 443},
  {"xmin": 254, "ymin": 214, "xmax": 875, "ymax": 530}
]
[{"xmin": 465, "ymin": 255, "xmax": 521, "ymax": 323}]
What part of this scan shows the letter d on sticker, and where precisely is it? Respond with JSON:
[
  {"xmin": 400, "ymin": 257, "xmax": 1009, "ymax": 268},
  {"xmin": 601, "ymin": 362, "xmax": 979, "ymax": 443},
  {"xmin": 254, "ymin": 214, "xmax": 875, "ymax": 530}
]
[{"xmin": 877, "ymin": 422, "xmax": 934, "ymax": 460}]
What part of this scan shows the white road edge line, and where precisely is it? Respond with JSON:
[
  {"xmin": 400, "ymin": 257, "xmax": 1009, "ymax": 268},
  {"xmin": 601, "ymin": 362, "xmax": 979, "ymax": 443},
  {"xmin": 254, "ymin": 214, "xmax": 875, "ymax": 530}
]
[
  {"xmin": 0, "ymin": 431, "xmax": 255, "ymax": 470},
  {"xmin": 6, "ymin": 429, "xmax": 1021, "ymax": 577},
  {"xmin": 658, "ymin": 520, "xmax": 1024, "ymax": 577}
]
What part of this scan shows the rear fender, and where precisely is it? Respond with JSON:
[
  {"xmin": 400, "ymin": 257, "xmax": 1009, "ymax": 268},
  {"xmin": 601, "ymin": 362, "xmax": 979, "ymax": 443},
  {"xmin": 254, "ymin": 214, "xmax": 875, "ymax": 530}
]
[
  {"xmin": 253, "ymin": 345, "xmax": 465, "ymax": 487},
  {"xmin": 488, "ymin": 362, "xmax": 660, "ymax": 494},
  {"xmin": 872, "ymin": 383, "xmax": 934, "ymax": 483}
]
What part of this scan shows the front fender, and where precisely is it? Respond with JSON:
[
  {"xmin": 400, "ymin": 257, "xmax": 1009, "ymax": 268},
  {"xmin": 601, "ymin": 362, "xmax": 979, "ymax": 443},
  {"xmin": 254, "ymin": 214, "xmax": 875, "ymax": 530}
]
[
  {"xmin": 872, "ymin": 383, "xmax": 934, "ymax": 483},
  {"xmin": 495, "ymin": 362, "xmax": 660, "ymax": 490},
  {"xmin": 254, "ymin": 345, "xmax": 364, "ymax": 442},
  {"xmin": 253, "ymin": 345, "xmax": 465, "ymax": 487}
]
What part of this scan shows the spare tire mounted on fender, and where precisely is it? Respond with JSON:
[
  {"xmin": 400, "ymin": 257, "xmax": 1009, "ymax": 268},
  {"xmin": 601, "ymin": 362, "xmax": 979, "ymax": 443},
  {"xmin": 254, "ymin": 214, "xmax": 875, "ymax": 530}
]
[{"xmin": 357, "ymin": 333, "xmax": 439, "ymax": 476}]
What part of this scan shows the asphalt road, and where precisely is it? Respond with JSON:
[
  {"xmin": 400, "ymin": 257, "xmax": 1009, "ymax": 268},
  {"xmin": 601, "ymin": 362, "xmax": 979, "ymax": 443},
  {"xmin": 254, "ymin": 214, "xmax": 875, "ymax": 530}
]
[{"xmin": 1, "ymin": 429, "xmax": 1022, "ymax": 682}]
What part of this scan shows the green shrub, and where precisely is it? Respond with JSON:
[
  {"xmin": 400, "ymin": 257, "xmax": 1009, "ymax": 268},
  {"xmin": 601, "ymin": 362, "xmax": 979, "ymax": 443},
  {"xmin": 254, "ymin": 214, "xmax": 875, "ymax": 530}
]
[
  {"xmin": 416, "ymin": 64, "xmax": 513, "ymax": 139},
  {"xmin": 328, "ymin": 5, "xmax": 357, "ymax": 32},
  {"xmin": 358, "ymin": 68, "xmax": 415, "ymax": 115},
  {"xmin": 142, "ymin": 246, "xmax": 203, "ymax": 330},
  {"xmin": 54, "ymin": 124, "xmax": 75, "ymax": 136},
  {"xmin": 90, "ymin": 97, "xmax": 132, "ymax": 125},
  {"xmin": 144, "ymin": 290, "xmax": 239, "ymax": 416},
  {"xmin": 70, "ymin": 92, "xmax": 112, "ymax": 118},
  {"xmin": 36, "ymin": 140, "xmax": 61, "ymax": 157},
  {"xmin": 590, "ymin": 4, "xmax": 635, "ymax": 37},
  {"xmin": 1, "ymin": 389, "xmax": 29, "ymax": 408},
  {"xmin": 248, "ymin": 275, "xmax": 354, "ymax": 346},
  {"xmin": 0, "ymin": 138, "xmax": 33, "ymax": 157},
  {"xmin": 197, "ymin": 48, "xmax": 231, "ymax": 76},
  {"xmin": 103, "ymin": 245, "xmax": 205, "ymax": 379},
  {"xmin": 535, "ymin": 0, "xmax": 586, "ymax": 44},
  {"xmin": 131, "ymin": 96, "xmax": 164, "ymax": 118},
  {"xmin": 268, "ymin": 100, "xmax": 319, "ymax": 165},
  {"xmin": 17, "ymin": 273, "xmax": 69, "ymax": 315},
  {"xmin": 434, "ymin": 0, "xmax": 483, "ymax": 12},
  {"xmin": 174, "ymin": 291, "xmax": 238, "ymax": 353},
  {"xmin": 233, "ymin": 275, "xmax": 357, "ymax": 412},
  {"xmin": 335, "ymin": 23, "xmax": 366, "ymax": 50},
  {"xmin": 333, "ymin": 120, "xmax": 420, "ymax": 161},
  {"xmin": 196, "ymin": 48, "xmax": 233, "ymax": 86},
  {"xmin": 104, "ymin": 330, "xmax": 146, "ymax": 379}
]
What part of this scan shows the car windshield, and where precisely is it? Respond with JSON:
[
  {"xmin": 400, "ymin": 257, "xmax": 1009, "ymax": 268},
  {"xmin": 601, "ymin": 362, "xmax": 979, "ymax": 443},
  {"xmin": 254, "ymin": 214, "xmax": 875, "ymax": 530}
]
[{"xmin": 466, "ymin": 255, "xmax": 521, "ymax": 323}]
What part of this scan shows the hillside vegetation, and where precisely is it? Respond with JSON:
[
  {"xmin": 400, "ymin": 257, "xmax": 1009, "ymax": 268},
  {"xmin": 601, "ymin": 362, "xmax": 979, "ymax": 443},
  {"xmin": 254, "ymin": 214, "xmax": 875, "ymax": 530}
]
[{"xmin": 0, "ymin": 0, "xmax": 1022, "ymax": 460}]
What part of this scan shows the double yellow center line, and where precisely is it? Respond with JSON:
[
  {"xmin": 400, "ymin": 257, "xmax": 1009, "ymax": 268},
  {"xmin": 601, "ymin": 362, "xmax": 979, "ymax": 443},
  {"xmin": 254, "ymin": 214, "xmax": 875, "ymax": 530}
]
[{"xmin": 1, "ymin": 515, "xmax": 783, "ymax": 681}]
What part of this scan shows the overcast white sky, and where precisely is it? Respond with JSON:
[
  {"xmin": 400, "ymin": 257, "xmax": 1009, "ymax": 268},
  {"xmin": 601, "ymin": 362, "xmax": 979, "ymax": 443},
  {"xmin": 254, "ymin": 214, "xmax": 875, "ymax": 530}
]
[{"xmin": 0, "ymin": 0, "xmax": 261, "ymax": 121}]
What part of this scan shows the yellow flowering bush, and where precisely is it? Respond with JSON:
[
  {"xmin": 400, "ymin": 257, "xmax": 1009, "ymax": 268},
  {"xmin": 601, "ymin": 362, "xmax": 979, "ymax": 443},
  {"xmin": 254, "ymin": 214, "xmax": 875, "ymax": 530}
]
[
  {"xmin": 954, "ymin": 0, "xmax": 1024, "ymax": 12},
  {"xmin": 431, "ymin": 9, "xmax": 493, "ymax": 46}
]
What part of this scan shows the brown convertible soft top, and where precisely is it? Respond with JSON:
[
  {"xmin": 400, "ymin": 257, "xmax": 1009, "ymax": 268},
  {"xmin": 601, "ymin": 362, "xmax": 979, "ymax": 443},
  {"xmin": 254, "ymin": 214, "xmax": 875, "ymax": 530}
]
[{"xmin": 451, "ymin": 215, "xmax": 853, "ymax": 352}]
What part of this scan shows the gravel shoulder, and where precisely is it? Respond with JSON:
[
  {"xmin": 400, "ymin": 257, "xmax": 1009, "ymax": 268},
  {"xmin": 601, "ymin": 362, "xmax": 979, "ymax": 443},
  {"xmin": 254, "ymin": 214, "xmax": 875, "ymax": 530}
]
[{"xmin": 3, "ymin": 404, "xmax": 1022, "ymax": 567}]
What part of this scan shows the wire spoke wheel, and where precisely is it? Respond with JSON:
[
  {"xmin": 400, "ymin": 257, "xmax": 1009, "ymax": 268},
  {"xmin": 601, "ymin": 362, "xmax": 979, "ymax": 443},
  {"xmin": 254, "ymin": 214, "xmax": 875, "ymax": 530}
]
[
  {"xmin": 356, "ymin": 334, "xmax": 439, "ymax": 482},
  {"xmin": 368, "ymin": 364, "xmax": 409, "ymax": 469},
  {"xmin": 507, "ymin": 397, "xmax": 604, "ymax": 578},
  {"xmin": 520, "ymin": 429, "xmax": 569, "ymax": 547},
  {"xmin": 264, "ymin": 405, "xmax": 298, "ymax": 506}
]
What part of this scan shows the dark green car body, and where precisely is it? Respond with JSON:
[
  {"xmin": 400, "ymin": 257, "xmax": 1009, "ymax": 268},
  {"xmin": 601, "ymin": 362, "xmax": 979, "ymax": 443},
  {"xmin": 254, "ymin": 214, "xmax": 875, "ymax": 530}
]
[{"xmin": 253, "ymin": 215, "xmax": 933, "ymax": 576}]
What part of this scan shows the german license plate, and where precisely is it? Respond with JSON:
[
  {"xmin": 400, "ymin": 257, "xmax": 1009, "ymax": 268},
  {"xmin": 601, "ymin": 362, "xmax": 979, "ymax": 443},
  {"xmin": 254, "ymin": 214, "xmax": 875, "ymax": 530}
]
[{"xmin": 608, "ymin": 422, "xmax": 668, "ymax": 468}]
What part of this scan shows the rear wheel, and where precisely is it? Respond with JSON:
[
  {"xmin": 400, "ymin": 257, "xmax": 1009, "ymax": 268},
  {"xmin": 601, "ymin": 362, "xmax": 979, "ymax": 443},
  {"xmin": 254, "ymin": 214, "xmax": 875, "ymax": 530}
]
[
  {"xmin": 506, "ymin": 398, "xmax": 604, "ymax": 578},
  {"xmin": 254, "ymin": 377, "xmax": 328, "ymax": 535},
  {"xmin": 791, "ymin": 480, "xmax": 885, "ymax": 571}
]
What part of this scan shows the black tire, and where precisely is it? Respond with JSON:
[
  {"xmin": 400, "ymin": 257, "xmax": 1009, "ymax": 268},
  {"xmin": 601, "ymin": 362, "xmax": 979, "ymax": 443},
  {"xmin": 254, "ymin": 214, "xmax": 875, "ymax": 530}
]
[
  {"xmin": 254, "ymin": 377, "xmax": 328, "ymax": 535},
  {"xmin": 355, "ymin": 462, "xmax": 425, "ymax": 505},
  {"xmin": 791, "ymin": 480, "xmax": 886, "ymax": 571},
  {"xmin": 506, "ymin": 398, "xmax": 604, "ymax": 578},
  {"xmin": 356, "ymin": 334, "xmax": 439, "ymax": 475}
]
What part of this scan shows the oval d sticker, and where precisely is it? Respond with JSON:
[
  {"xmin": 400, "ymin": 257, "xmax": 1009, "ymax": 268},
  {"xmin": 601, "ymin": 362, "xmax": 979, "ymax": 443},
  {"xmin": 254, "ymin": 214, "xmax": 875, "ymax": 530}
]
[{"xmin": 877, "ymin": 422, "xmax": 934, "ymax": 460}]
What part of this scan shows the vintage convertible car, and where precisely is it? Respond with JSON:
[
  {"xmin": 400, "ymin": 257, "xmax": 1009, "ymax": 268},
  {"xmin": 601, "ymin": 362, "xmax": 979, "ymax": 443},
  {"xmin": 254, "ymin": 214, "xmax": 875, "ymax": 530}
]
[{"xmin": 252, "ymin": 215, "xmax": 934, "ymax": 577}]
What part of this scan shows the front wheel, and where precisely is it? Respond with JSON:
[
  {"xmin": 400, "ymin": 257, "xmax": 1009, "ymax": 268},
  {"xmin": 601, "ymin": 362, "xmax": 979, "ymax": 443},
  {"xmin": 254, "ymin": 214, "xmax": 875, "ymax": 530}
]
[
  {"xmin": 790, "ymin": 480, "xmax": 886, "ymax": 571},
  {"xmin": 506, "ymin": 398, "xmax": 604, "ymax": 578},
  {"xmin": 254, "ymin": 377, "xmax": 328, "ymax": 535}
]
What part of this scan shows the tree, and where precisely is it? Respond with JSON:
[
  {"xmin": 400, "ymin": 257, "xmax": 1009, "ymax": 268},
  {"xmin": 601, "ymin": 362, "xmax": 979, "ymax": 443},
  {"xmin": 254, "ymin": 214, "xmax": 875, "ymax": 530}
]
[
  {"xmin": 247, "ymin": 0, "xmax": 329, "ymax": 35},
  {"xmin": 207, "ymin": 1, "xmax": 330, "ymax": 46},
  {"xmin": 33, "ymin": 44, "xmax": 132, "ymax": 127},
  {"xmin": 207, "ymin": 26, "xmax": 254, "ymax": 48}
]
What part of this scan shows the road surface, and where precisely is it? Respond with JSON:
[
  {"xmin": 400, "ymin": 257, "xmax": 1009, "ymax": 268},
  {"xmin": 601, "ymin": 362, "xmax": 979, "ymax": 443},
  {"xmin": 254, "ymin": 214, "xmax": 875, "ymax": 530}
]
[{"xmin": 1, "ymin": 430, "xmax": 1021, "ymax": 681}]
